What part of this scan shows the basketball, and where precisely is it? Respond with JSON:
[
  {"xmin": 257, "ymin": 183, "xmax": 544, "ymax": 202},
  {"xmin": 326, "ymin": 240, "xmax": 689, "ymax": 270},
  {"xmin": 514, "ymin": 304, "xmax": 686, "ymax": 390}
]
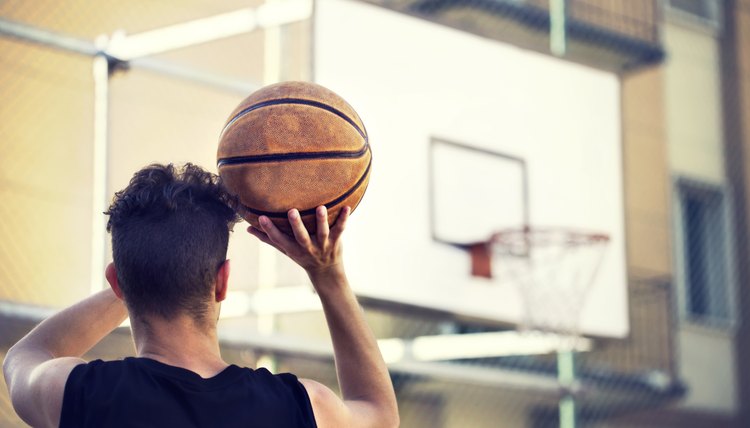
[{"xmin": 217, "ymin": 81, "xmax": 371, "ymax": 234}]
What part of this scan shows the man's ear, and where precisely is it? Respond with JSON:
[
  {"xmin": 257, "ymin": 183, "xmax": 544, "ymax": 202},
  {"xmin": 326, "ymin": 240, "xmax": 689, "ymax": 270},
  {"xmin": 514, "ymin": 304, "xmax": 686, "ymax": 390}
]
[
  {"xmin": 105, "ymin": 262, "xmax": 124, "ymax": 300},
  {"xmin": 215, "ymin": 260, "xmax": 230, "ymax": 302}
]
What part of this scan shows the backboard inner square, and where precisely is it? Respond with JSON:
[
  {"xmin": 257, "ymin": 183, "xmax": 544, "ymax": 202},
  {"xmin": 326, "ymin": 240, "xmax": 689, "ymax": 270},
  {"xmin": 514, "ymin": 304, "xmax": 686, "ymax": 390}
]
[{"xmin": 431, "ymin": 139, "xmax": 528, "ymax": 245}]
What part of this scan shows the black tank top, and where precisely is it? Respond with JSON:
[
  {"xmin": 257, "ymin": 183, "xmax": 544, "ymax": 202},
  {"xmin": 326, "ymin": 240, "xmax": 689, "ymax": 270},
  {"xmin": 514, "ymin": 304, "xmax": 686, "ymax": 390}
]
[{"xmin": 59, "ymin": 357, "xmax": 317, "ymax": 428}]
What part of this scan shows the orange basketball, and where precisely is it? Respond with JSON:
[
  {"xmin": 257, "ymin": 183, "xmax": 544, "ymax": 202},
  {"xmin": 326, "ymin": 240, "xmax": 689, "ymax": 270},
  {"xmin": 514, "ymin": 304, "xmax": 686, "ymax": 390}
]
[{"xmin": 217, "ymin": 81, "xmax": 371, "ymax": 234}]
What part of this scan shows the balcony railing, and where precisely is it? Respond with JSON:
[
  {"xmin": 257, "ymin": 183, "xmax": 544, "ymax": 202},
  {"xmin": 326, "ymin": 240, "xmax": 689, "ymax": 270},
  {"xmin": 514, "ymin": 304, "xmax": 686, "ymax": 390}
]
[
  {"xmin": 585, "ymin": 276, "xmax": 676, "ymax": 377},
  {"xmin": 524, "ymin": 0, "xmax": 660, "ymax": 45},
  {"xmin": 400, "ymin": 0, "xmax": 664, "ymax": 70}
]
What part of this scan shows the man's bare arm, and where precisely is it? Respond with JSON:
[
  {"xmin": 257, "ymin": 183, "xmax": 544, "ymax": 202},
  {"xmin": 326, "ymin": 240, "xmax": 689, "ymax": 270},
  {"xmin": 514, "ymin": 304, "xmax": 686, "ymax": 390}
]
[
  {"xmin": 248, "ymin": 206, "xmax": 399, "ymax": 428},
  {"xmin": 2, "ymin": 288, "xmax": 128, "ymax": 427},
  {"xmin": 302, "ymin": 269, "xmax": 399, "ymax": 428}
]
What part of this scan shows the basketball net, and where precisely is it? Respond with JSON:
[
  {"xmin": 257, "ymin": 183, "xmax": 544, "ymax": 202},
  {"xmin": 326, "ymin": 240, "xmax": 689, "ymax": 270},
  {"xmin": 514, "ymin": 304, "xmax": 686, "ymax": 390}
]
[{"xmin": 487, "ymin": 226, "xmax": 610, "ymax": 353}]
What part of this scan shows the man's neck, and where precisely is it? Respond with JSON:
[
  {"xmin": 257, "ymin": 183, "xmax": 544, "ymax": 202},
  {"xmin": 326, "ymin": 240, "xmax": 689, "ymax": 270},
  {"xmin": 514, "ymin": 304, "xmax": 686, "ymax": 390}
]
[{"xmin": 131, "ymin": 314, "xmax": 228, "ymax": 379}]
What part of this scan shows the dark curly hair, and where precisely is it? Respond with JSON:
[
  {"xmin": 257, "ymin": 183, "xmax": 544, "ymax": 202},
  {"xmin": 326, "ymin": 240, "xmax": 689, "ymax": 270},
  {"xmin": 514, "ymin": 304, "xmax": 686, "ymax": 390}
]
[{"xmin": 105, "ymin": 163, "xmax": 240, "ymax": 322}]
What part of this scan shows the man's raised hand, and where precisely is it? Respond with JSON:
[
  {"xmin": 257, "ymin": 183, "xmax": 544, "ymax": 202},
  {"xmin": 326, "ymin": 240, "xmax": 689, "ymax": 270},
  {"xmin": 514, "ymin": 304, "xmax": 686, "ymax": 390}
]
[{"xmin": 247, "ymin": 205, "xmax": 350, "ymax": 279}]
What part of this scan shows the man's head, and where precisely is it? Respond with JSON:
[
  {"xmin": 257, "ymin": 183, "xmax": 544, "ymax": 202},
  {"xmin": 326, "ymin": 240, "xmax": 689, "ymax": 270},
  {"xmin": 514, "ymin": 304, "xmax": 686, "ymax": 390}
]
[{"xmin": 104, "ymin": 163, "xmax": 240, "ymax": 323}]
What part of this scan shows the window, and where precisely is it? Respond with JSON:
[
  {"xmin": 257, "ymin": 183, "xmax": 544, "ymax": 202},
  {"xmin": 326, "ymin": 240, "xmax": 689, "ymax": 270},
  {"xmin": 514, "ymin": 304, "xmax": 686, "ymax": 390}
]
[
  {"xmin": 670, "ymin": 0, "xmax": 713, "ymax": 18},
  {"xmin": 667, "ymin": 0, "xmax": 721, "ymax": 29},
  {"xmin": 674, "ymin": 178, "xmax": 735, "ymax": 326}
]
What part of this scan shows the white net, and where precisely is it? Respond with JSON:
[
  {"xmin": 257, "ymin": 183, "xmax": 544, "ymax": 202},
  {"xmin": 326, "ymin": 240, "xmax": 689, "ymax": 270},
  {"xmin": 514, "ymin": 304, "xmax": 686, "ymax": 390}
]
[{"xmin": 490, "ymin": 227, "xmax": 610, "ymax": 351}]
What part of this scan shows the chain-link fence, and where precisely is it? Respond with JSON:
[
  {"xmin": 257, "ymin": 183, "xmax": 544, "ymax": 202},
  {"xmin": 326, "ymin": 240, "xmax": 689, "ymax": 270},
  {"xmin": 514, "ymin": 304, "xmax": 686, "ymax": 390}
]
[{"xmin": 1, "ymin": 0, "xmax": 749, "ymax": 427}]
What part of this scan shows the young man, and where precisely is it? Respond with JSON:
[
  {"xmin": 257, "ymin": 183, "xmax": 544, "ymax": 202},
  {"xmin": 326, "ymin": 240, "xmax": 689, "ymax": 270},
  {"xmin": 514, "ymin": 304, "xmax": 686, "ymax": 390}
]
[{"xmin": 2, "ymin": 163, "xmax": 399, "ymax": 428}]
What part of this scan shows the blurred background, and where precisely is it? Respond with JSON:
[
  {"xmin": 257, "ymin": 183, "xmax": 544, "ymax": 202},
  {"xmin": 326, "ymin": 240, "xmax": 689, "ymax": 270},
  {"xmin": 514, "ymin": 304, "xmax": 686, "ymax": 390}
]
[{"xmin": 1, "ymin": 0, "xmax": 749, "ymax": 426}]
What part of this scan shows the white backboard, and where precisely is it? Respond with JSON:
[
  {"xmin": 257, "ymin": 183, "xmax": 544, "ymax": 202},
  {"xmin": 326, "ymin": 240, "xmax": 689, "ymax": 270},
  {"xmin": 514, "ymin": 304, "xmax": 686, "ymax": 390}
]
[{"xmin": 314, "ymin": 0, "xmax": 628, "ymax": 338}]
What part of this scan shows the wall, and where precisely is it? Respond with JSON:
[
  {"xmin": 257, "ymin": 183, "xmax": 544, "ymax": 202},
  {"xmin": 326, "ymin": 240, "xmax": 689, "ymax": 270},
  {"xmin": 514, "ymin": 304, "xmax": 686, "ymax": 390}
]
[{"xmin": 663, "ymin": 14, "xmax": 739, "ymax": 415}]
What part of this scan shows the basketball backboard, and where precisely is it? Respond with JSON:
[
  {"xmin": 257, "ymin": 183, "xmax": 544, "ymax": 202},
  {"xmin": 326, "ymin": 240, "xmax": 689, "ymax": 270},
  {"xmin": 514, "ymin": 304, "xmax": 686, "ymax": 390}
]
[{"xmin": 313, "ymin": 0, "xmax": 628, "ymax": 339}]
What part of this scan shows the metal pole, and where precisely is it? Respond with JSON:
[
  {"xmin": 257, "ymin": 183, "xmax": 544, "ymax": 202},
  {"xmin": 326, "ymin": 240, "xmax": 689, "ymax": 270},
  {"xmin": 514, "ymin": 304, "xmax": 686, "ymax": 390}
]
[
  {"xmin": 550, "ymin": 0, "xmax": 567, "ymax": 57},
  {"xmin": 132, "ymin": 57, "xmax": 259, "ymax": 94},
  {"xmin": 0, "ymin": 17, "xmax": 266, "ymax": 96},
  {"xmin": 90, "ymin": 37, "xmax": 111, "ymax": 294},
  {"xmin": 551, "ymin": 1, "xmax": 572, "ymax": 418},
  {"xmin": 0, "ymin": 17, "xmax": 98, "ymax": 55},
  {"xmin": 557, "ymin": 349, "xmax": 577, "ymax": 428}
]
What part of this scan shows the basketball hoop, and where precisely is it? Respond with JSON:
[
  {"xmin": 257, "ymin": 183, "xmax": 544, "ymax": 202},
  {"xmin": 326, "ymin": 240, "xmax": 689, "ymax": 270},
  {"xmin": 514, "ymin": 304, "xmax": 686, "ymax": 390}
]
[
  {"xmin": 486, "ymin": 226, "xmax": 609, "ymax": 428},
  {"xmin": 487, "ymin": 226, "xmax": 610, "ymax": 352}
]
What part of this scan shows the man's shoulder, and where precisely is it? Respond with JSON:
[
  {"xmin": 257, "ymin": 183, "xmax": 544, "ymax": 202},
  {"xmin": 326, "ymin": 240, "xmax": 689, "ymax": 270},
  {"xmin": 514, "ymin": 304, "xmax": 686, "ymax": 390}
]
[
  {"xmin": 63, "ymin": 358, "xmax": 128, "ymax": 391},
  {"xmin": 66, "ymin": 358, "xmax": 128, "ymax": 377}
]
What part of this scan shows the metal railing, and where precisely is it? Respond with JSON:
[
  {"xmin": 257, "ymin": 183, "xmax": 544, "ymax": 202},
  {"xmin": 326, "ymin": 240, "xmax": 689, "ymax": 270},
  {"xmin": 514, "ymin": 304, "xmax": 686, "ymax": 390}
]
[
  {"xmin": 523, "ymin": 0, "xmax": 660, "ymax": 44},
  {"xmin": 585, "ymin": 276, "xmax": 676, "ymax": 377}
]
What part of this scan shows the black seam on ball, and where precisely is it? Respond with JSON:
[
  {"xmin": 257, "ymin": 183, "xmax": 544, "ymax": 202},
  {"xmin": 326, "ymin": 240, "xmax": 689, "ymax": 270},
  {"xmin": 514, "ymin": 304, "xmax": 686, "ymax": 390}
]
[
  {"xmin": 238, "ymin": 153, "xmax": 372, "ymax": 218},
  {"xmin": 221, "ymin": 98, "xmax": 367, "ymax": 140},
  {"xmin": 217, "ymin": 142, "xmax": 369, "ymax": 167}
]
